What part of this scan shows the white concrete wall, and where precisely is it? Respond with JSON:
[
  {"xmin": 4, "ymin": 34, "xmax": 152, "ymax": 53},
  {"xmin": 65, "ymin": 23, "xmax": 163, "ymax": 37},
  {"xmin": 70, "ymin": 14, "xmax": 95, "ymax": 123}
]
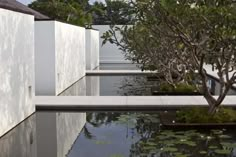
[
  {"xmin": 86, "ymin": 29, "xmax": 99, "ymax": 70},
  {"xmin": 55, "ymin": 22, "xmax": 86, "ymax": 95},
  {"xmin": 86, "ymin": 76, "xmax": 100, "ymax": 96},
  {"xmin": 0, "ymin": 9, "xmax": 35, "ymax": 137},
  {"xmin": 35, "ymin": 21, "xmax": 86, "ymax": 96},
  {"xmin": 35, "ymin": 21, "xmax": 56, "ymax": 95},
  {"xmin": 93, "ymin": 25, "xmax": 131, "ymax": 63},
  {"xmin": 59, "ymin": 77, "xmax": 87, "ymax": 96}
]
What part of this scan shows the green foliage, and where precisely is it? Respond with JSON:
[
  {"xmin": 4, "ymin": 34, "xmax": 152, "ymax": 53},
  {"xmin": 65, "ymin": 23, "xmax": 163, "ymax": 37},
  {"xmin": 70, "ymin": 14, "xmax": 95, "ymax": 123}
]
[
  {"xmin": 159, "ymin": 82, "xmax": 197, "ymax": 93},
  {"xmin": 29, "ymin": 0, "xmax": 92, "ymax": 27},
  {"xmin": 214, "ymin": 149, "xmax": 231, "ymax": 155},
  {"xmin": 159, "ymin": 82, "xmax": 174, "ymax": 92},
  {"xmin": 176, "ymin": 107, "xmax": 236, "ymax": 123},
  {"xmin": 140, "ymin": 129, "xmax": 236, "ymax": 157},
  {"xmin": 102, "ymin": 0, "xmax": 236, "ymax": 112},
  {"xmin": 175, "ymin": 83, "xmax": 197, "ymax": 93},
  {"xmin": 92, "ymin": 0, "xmax": 135, "ymax": 25}
]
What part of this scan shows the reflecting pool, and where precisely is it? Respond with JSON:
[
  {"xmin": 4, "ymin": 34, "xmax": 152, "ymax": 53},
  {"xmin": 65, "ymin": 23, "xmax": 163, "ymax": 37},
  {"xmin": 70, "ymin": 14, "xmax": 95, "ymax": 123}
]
[
  {"xmin": 69, "ymin": 112, "xmax": 236, "ymax": 157},
  {"xmin": 1, "ymin": 112, "xmax": 236, "ymax": 157},
  {"xmin": 60, "ymin": 75, "xmax": 236, "ymax": 96}
]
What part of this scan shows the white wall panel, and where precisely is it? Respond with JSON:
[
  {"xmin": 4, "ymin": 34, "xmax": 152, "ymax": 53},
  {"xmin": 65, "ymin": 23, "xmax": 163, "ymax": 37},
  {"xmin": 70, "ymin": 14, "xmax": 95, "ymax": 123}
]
[
  {"xmin": 55, "ymin": 22, "xmax": 85, "ymax": 95},
  {"xmin": 35, "ymin": 21, "xmax": 86, "ymax": 95},
  {"xmin": 86, "ymin": 29, "xmax": 99, "ymax": 70},
  {"xmin": 0, "ymin": 8, "xmax": 35, "ymax": 137}
]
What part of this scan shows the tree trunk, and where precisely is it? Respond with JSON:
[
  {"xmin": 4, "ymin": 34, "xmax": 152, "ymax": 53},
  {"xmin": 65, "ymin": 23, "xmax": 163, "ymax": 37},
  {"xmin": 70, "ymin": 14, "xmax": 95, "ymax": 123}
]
[
  {"xmin": 204, "ymin": 94, "xmax": 218, "ymax": 115},
  {"xmin": 208, "ymin": 104, "xmax": 218, "ymax": 115}
]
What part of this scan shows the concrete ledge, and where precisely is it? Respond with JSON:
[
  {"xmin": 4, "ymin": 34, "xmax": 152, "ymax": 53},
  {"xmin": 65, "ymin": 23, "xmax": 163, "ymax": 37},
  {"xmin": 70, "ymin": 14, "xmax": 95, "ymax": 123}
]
[
  {"xmin": 35, "ymin": 96, "xmax": 236, "ymax": 111},
  {"xmin": 86, "ymin": 70, "xmax": 156, "ymax": 75},
  {"xmin": 100, "ymin": 60, "xmax": 132, "ymax": 64}
]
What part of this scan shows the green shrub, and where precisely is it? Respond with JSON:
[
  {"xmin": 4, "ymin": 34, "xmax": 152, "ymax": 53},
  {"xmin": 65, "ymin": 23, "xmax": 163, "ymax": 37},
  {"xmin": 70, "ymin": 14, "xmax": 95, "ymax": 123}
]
[
  {"xmin": 175, "ymin": 83, "xmax": 197, "ymax": 93},
  {"xmin": 159, "ymin": 83, "xmax": 197, "ymax": 93},
  {"xmin": 176, "ymin": 107, "xmax": 236, "ymax": 123},
  {"xmin": 159, "ymin": 83, "xmax": 174, "ymax": 92}
]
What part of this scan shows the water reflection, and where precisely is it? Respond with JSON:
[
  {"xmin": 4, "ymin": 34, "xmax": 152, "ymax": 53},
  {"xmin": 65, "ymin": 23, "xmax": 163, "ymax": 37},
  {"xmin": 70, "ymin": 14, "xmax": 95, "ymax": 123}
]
[
  {"xmin": 0, "ymin": 114, "xmax": 36, "ymax": 157},
  {"xmin": 1, "ymin": 112, "xmax": 236, "ymax": 157},
  {"xmin": 0, "ymin": 112, "xmax": 86, "ymax": 157},
  {"xmin": 69, "ymin": 112, "xmax": 236, "ymax": 157},
  {"xmin": 36, "ymin": 112, "xmax": 86, "ymax": 157},
  {"xmin": 61, "ymin": 75, "xmax": 236, "ymax": 96}
]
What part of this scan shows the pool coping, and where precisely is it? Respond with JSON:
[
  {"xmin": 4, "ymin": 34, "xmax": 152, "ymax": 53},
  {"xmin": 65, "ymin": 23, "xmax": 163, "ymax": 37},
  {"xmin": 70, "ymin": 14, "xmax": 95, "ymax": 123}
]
[
  {"xmin": 86, "ymin": 70, "xmax": 156, "ymax": 75},
  {"xmin": 35, "ymin": 96, "xmax": 236, "ymax": 111}
]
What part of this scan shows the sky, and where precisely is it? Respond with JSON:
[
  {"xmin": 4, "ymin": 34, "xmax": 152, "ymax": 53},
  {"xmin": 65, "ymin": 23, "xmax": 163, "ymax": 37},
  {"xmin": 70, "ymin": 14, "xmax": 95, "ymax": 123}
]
[{"xmin": 17, "ymin": 0, "xmax": 105, "ymax": 5}]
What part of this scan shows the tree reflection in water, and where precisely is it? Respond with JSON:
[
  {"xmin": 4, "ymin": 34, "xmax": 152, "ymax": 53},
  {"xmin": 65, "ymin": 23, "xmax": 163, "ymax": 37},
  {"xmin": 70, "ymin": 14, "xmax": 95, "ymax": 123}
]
[
  {"xmin": 117, "ymin": 75, "xmax": 159, "ymax": 96},
  {"xmin": 82, "ymin": 112, "xmax": 236, "ymax": 157}
]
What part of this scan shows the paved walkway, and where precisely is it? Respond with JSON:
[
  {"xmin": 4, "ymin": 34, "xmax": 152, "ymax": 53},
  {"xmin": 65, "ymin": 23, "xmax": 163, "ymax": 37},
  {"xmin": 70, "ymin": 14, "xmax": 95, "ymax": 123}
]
[{"xmin": 35, "ymin": 96, "xmax": 236, "ymax": 111}]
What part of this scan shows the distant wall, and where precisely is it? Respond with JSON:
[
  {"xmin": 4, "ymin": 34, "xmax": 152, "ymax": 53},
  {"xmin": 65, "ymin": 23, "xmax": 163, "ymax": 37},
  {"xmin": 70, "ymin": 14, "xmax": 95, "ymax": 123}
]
[
  {"xmin": 0, "ymin": 8, "xmax": 35, "ymax": 137},
  {"xmin": 86, "ymin": 29, "xmax": 99, "ymax": 70},
  {"xmin": 35, "ymin": 21, "xmax": 86, "ymax": 95},
  {"xmin": 93, "ymin": 25, "xmax": 131, "ymax": 64}
]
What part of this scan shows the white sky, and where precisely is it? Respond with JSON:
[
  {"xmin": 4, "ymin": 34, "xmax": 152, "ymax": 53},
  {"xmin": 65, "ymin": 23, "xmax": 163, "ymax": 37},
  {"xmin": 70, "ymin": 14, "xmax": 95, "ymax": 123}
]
[{"xmin": 17, "ymin": 0, "xmax": 105, "ymax": 5}]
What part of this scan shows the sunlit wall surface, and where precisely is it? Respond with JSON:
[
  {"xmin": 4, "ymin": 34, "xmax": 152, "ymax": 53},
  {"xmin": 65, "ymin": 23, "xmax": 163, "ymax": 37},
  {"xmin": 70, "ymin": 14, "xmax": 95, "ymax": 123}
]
[
  {"xmin": 0, "ymin": 8, "xmax": 35, "ymax": 137},
  {"xmin": 35, "ymin": 21, "xmax": 86, "ymax": 96}
]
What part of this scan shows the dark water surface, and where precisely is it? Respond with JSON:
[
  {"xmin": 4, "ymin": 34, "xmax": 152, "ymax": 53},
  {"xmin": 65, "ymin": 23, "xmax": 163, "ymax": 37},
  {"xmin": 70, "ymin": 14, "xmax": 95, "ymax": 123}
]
[
  {"xmin": 1, "ymin": 112, "xmax": 236, "ymax": 157},
  {"xmin": 60, "ymin": 75, "xmax": 236, "ymax": 96},
  {"xmin": 68, "ymin": 112, "xmax": 236, "ymax": 157}
]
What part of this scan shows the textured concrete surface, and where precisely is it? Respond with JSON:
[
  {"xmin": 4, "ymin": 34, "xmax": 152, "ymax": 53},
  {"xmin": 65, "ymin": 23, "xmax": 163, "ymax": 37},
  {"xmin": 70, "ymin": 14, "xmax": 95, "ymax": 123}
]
[
  {"xmin": 35, "ymin": 21, "xmax": 85, "ymax": 96},
  {"xmin": 55, "ymin": 22, "xmax": 85, "ymax": 95},
  {"xmin": 0, "ymin": 8, "xmax": 35, "ymax": 137}
]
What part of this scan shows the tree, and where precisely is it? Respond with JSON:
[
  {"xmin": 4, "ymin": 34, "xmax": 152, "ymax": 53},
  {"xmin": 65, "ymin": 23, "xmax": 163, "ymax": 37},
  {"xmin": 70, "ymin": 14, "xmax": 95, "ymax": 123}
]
[
  {"xmin": 29, "ymin": 0, "xmax": 92, "ymax": 27},
  {"xmin": 102, "ymin": 0, "xmax": 236, "ymax": 114},
  {"xmin": 92, "ymin": 0, "xmax": 135, "ymax": 25}
]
